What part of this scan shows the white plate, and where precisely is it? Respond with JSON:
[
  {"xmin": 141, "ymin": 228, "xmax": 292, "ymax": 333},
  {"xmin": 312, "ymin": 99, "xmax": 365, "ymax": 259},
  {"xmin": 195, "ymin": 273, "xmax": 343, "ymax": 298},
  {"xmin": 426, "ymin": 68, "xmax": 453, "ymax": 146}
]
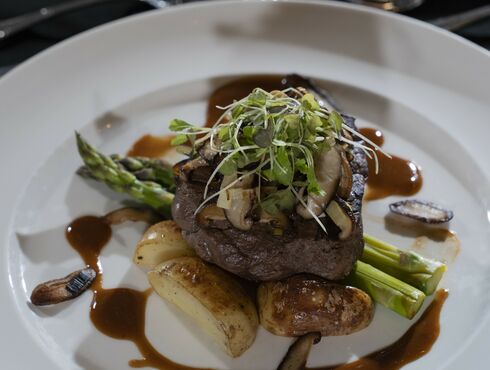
[{"xmin": 1, "ymin": 1, "xmax": 489, "ymax": 369}]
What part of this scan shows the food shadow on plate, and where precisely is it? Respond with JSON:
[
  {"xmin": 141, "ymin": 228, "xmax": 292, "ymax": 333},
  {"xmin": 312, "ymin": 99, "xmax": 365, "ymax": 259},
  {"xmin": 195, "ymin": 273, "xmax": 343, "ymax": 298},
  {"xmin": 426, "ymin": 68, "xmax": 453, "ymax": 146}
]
[
  {"xmin": 17, "ymin": 226, "xmax": 77, "ymax": 266},
  {"xmin": 94, "ymin": 111, "xmax": 127, "ymax": 133},
  {"xmin": 384, "ymin": 213, "xmax": 452, "ymax": 242},
  {"xmin": 65, "ymin": 169, "xmax": 130, "ymax": 216},
  {"xmin": 153, "ymin": 297, "xmax": 245, "ymax": 366},
  {"xmin": 26, "ymin": 299, "xmax": 78, "ymax": 317},
  {"xmin": 71, "ymin": 263, "xmax": 239, "ymax": 370}
]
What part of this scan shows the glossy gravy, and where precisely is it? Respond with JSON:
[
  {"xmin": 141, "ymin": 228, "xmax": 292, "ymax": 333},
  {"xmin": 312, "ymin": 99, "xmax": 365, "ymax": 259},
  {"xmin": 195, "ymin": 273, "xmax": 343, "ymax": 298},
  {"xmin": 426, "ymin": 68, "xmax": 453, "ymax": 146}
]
[
  {"xmin": 66, "ymin": 216, "xmax": 208, "ymax": 370},
  {"xmin": 127, "ymin": 75, "xmax": 285, "ymax": 156},
  {"xmin": 205, "ymin": 75, "xmax": 284, "ymax": 127},
  {"xmin": 359, "ymin": 128, "xmax": 423, "ymax": 201},
  {"xmin": 75, "ymin": 76, "xmax": 444, "ymax": 370},
  {"xmin": 313, "ymin": 290, "xmax": 448, "ymax": 370},
  {"xmin": 66, "ymin": 211, "xmax": 449, "ymax": 370},
  {"xmin": 127, "ymin": 134, "xmax": 174, "ymax": 158}
]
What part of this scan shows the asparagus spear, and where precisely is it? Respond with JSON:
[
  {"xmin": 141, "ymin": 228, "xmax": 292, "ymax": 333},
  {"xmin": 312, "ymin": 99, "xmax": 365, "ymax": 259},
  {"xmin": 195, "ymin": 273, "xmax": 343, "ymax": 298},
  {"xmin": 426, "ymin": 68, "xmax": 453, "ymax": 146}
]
[
  {"xmin": 78, "ymin": 154, "xmax": 175, "ymax": 192},
  {"xmin": 75, "ymin": 132, "xmax": 174, "ymax": 217},
  {"xmin": 346, "ymin": 261, "xmax": 426, "ymax": 319},
  {"xmin": 362, "ymin": 234, "xmax": 446, "ymax": 295},
  {"xmin": 74, "ymin": 135, "xmax": 441, "ymax": 319}
]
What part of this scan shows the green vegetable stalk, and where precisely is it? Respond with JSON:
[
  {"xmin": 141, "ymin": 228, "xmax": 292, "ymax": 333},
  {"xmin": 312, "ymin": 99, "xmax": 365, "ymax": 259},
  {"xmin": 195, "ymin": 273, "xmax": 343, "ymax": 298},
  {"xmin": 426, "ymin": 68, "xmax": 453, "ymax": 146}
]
[
  {"xmin": 76, "ymin": 132, "xmax": 174, "ymax": 217},
  {"xmin": 362, "ymin": 234, "xmax": 446, "ymax": 295},
  {"xmin": 346, "ymin": 261, "xmax": 426, "ymax": 320},
  {"xmin": 78, "ymin": 154, "xmax": 175, "ymax": 192}
]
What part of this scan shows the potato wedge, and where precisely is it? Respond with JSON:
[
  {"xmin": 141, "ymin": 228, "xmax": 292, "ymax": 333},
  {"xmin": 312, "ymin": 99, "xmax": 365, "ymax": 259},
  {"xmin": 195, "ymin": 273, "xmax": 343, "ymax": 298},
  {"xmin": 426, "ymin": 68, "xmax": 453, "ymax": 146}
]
[
  {"xmin": 258, "ymin": 275, "xmax": 374, "ymax": 337},
  {"xmin": 133, "ymin": 221, "xmax": 195, "ymax": 267},
  {"xmin": 148, "ymin": 256, "xmax": 259, "ymax": 357}
]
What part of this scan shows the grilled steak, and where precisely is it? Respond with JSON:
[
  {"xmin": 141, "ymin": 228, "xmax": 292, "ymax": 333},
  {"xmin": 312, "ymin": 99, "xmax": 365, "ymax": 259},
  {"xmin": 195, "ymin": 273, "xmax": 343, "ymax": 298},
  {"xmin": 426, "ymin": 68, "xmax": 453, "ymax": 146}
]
[
  {"xmin": 172, "ymin": 77, "xmax": 368, "ymax": 281},
  {"xmin": 172, "ymin": 142, "xmax": 367, "ymax": 282}
]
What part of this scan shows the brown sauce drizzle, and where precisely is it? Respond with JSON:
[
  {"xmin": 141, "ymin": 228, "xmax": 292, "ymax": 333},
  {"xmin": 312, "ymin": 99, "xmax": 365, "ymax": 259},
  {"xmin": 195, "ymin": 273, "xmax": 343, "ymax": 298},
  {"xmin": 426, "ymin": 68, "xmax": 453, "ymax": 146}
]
[
  {"xmin": 66, "ymin": 216, "xmax": 208, "ymax": 370},
  {"xmin": 68, "ymin": 78, "xmax": 443, "ymax": 369},
  {"xmin": 311, "ymin": 289, "xmax": 448, "ymax": 370},
  {"xmin": 359, "ymin": 128, "xmax": 423, "ymax": 201},
  {"xmin": 127, "ymin": 134, "xmax": 174, "ymax": 158},
  {"xmin": 127, "ymin": 75, "xmax": 284, "ymax": 157},
  {"xmin": 205, "ymin": 75, "xmax": 284, "ymax": 127}
]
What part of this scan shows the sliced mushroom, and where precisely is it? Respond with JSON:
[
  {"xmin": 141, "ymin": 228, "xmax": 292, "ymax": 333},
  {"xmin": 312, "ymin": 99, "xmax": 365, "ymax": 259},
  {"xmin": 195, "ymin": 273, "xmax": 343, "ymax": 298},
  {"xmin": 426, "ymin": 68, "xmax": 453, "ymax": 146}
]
[
  {"xmin": 196, "ymin": 204, "xmax": 227, "ymax": 227},
  {"xmin": 225, "ymin": 188, "xmax": 256, "ymax": 231},
  {"xmin": 217, "ymin": 173, "xmax": 255, "ymax": 209},
  {"xmin": 337, "ymin": 150, "xmax": 353, "ymax": 199},
  {"xmin": 173, "ymin": 157, "xmax": 209, "ymax": 182},
  {"xmin": 389, "ymin": 200, "xmax": 454, "ymax": 224},
  {"xmin": 277, "ymin": 332, "xmax": 321, "ymax": 370},
  {"xmin": 30, "ymin": 267, "xmax": 96, "ymax": 306},
  {"xmin": 325, "ymin": 199, "xmax": 353, "ymax": 240},
  {"xmin": 103, "ymin": 207, "xmax": 160, "ymax": 225},
  {"xmin": 198, "ymin": 139, "xmax": 220, "ymax": 162},
  {"xmin": 182, "ymin": 156, "xmax": 208, "ymax": 174},
  {"xmin": 259, "ymin": 209, "xmax": 290, "ymax": 233},
  {"xmin": 297, "ymin": 147, "xmax": 342, "ymax": 219}
]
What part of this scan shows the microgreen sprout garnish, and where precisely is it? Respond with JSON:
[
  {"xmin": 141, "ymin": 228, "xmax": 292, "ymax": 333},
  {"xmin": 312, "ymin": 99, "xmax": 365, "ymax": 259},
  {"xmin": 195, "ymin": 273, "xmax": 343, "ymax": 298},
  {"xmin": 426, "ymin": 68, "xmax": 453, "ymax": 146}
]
[{"xmin": 169, "ymin": 87, "xmax": 387, "ymax": 228}]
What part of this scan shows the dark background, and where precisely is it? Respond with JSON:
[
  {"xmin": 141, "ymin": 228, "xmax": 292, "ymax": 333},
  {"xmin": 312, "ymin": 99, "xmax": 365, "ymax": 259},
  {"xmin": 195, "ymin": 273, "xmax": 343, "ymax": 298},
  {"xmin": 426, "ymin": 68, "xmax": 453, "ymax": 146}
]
[{"xmin": 0, "ymin": 0, "xmax": 489, "ymax": 74}]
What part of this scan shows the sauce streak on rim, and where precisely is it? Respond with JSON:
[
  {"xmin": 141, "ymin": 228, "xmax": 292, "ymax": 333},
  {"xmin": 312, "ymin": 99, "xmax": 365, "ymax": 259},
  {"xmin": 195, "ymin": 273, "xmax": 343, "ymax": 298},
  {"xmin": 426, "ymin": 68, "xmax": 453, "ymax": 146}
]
[
  {"xmin": 205, "ymin": 75, "xmax": 285, "ymax": 127},
  {"xmin": 127, "ymin": 134, "xmax": 174, "ymax": 158},
  {"xmin": 66, "ymin": 216, "xmax": 209, "ymax": 370},
  {"xmin": 359, "ymin": 128, "xmax": 423, "ymax": 201},
  {"xmin": 126, "ymin": 75, "xmax": 285, "ymax": 157},
  {"xmin": 311, "ymin": 289, "xmax": 449, "ymax": 370}
]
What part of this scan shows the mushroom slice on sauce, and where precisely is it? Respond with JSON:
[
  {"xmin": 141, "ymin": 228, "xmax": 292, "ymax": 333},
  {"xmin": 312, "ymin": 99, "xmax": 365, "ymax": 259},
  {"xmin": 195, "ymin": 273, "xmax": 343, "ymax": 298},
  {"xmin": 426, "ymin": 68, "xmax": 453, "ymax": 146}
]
[
  {"xmin": 325, "ymin": 199, "xmax": 354, "ymax": 240},
  {"xmin": 389, "ymin": 200, "xmax": 454, "ymax": 224},
  {"xmin": 297, "ymin": 147, "xmax": 342, "ymax": 219},
  {"xmin": 277, "ymin": 332, "xmax": 321, "ymax": 370},
  {"xmin": 224, "ymin": 188, "xmax": 256, "ymax": 231},
  {"xmin": 103, "ymin": 207, "xmax": 160, "ymax": 225},
  {"xmin": 30, "ymin": 267, "xmax": 96, "ymax": 306}
]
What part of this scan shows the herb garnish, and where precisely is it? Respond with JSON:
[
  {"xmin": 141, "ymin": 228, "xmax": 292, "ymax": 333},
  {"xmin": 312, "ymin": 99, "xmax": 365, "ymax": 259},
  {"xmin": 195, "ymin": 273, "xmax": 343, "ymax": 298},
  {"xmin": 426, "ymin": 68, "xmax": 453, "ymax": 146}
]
[{"xmin": 169, "ymin": 87, "xmax": 384, "ymax": 221}]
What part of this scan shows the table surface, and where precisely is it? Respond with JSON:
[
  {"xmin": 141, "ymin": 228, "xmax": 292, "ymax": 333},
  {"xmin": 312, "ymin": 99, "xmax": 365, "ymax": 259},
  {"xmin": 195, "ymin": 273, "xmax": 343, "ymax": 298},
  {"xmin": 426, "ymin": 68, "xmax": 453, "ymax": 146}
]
[{"xmin": 0, "ymin": 0, "xmax": 489, "ymax": 76}]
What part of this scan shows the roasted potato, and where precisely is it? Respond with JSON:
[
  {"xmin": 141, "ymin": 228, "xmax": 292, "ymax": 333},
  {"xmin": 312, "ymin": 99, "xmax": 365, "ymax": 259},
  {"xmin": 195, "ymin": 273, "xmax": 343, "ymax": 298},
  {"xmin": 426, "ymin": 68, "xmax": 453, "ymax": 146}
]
[
  {"xmin": 258, "ymin": 275, "xmax": 374, "ymax": 337},
  {"xmin": 148, "ymin": 256, "xmax": 259, "ymax": 357},
  {"xmin": 133, "ymin": 220, "xmax": 195, "ymax": 267}
]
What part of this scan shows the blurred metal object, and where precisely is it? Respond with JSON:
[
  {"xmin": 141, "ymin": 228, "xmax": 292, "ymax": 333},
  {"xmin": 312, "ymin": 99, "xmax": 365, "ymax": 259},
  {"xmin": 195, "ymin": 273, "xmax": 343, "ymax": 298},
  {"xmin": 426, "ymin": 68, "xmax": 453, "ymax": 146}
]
[
  {"xmin": 0, "ymin": 0, "xmax": 169, "ymax": 41},
  {"xmin": 346, "ymin": 0, "xmax": 424, "ymax": 12},
  {"xmin": 429, "ymin": 5, "xmax": 490, "ymax": 31}
]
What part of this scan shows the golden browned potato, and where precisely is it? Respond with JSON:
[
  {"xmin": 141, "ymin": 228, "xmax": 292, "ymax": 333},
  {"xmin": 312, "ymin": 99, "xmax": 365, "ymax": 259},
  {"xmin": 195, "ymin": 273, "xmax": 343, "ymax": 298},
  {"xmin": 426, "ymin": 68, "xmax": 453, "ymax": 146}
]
[
  {"xmin": 133, "ymin": 220, "xmax": 195, "ymax": 267},
  {"xmin": 148, "ymin": 256, "xmax": 259, "ymax": 357},
  {"xmin": 258, "ymin": 275, "xmax": 374, "ymax": 337}
]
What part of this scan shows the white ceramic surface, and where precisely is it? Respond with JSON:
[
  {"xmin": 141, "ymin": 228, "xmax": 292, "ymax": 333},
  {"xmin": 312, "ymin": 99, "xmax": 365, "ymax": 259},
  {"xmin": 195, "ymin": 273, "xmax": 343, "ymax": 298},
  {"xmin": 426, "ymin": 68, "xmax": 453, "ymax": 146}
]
[{"xmin": 0, "ymin": 1, "xmax": 489, "ymax": 369}]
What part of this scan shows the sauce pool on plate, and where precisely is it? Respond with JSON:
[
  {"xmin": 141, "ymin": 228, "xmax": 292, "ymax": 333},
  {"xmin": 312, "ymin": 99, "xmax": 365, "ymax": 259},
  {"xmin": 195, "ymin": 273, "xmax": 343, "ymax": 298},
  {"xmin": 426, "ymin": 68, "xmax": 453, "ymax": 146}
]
[
  {"xmin": 127, "ymin": 75, "xmax": 285, "ymax": 157},
  {"xmin": 313, "ymin": 290, "xmax": 448, "ymax": 370},
  {"xmin": 66, "ymin": 216, "xmax": 209, "ymax": 370},
  {"xmin": 68, "ymin": 77, "xmax": 445, "ymax": 370},
  {"xmin": 66, "ymin": 214, "xmax": 449, "ymax": 370},
  {"xmin": 127, "ymin": 134, "xmax": 174, "ymax": 158},
  {"xmin": 359, "ymin": 128, "xmax": 423, "ymax": 201}
]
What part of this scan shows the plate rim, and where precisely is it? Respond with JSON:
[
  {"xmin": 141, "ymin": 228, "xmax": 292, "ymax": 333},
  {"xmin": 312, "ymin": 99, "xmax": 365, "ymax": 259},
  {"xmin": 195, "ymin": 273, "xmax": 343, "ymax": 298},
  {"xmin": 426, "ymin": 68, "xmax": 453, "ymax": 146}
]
[
  {"xmin": 1, "ymin": 0, "xmax": 489, "ymax": 86},
  {"xmin": 1, "ymin": 1, "xmax": 489, "ymax": 369}
]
